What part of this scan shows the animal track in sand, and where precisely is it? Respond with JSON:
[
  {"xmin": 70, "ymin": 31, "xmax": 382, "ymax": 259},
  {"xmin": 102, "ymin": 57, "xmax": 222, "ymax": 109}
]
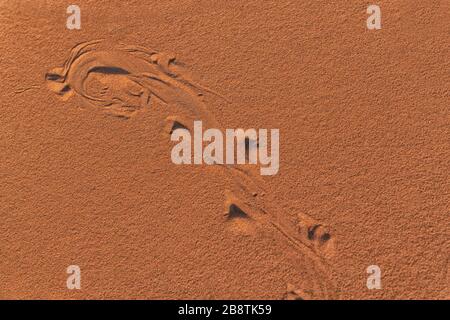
[
  {"xmin": 224, "ymin": 190, "xmax": 256, "ymax": 236},
  {"xmin": 297, "ymin": 212, "xmax": 336, "ymax": 259},
  {"xmin": 47, "ymin": 40, "xmax": 338, "ymax": 298}
]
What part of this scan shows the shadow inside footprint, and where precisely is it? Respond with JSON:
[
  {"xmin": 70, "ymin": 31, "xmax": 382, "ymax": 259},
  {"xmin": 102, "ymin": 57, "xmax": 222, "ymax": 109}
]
[
  {"xmin": 307, "ymin": 224, "xmax": 332, "ymax": 244},
  {"xmin": 227, "ymin": 204, "xmax": 249, "ymax": 220},
  {"xmin": 224, "ymin": 194, "xmax": 256, "ymax": 236},
  {"xmin": 297, "ymin": 213, "xmax": 336, "ymax": 259},
  {"xmin": 169, "ymin": 121, "xmax": 189, "ymax": 134},
  {"xmin": 164, "ymin": 116, "xmax": 192, "ymax": 135}
]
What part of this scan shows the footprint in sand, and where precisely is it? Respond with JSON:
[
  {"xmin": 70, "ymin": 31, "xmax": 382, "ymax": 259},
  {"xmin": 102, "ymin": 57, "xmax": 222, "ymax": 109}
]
[
  {"xmin": 223, "ymin": 190, "xmax": 257, "ymax": 236},
  {"xmin": 297, "ymin": 212, "xmax": 336, "ymax": 259}
]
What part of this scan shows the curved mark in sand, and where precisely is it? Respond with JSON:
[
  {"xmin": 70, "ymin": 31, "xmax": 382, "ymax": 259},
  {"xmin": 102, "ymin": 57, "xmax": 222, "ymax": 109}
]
[
  {"xmin": 46, "ymin": 40, "xmax": 338, "ymax": 299},
  {"xmin": 45, "ymin": 40, "xmax": 225, "ymax": 121}
]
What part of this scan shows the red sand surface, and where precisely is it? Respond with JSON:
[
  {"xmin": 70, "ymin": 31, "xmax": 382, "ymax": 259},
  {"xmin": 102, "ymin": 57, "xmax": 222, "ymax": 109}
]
[{"xmin": 0, "ymin": 0, "xmax": 449, "ymax": 299}]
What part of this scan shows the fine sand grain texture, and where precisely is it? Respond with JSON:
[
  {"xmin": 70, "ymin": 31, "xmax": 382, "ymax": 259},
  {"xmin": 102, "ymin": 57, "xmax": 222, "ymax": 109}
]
[{"xmin": 0, "ymin": 0, "xmax": 449, "ymax": 299}]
